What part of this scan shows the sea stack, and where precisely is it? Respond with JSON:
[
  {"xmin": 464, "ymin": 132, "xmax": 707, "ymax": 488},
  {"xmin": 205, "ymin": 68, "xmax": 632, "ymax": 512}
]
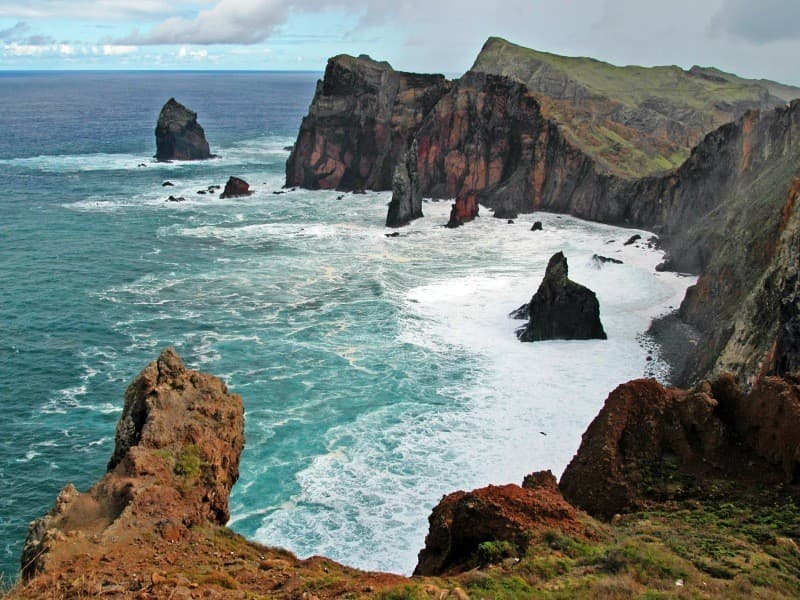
[
  {"xmin": 154, "ymin": 98, "xmax": 214, "ymax": 161},
  {"xmin": 515, "ymin": 252, "xmax": 607, "ymax": 341}
]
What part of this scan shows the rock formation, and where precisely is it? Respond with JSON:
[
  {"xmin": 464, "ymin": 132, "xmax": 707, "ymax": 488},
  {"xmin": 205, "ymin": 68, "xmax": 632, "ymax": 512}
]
[
  {"xmin": 154, "ymin": 98, "xmax": 214, "ymax": 161},
  {"xmin": 515, "ymin": 252, "xmax": 607, "ymax": 341},
  {"xmin": 385, "ymin": 140, "xmax": 423, "ymax": 227},
  {"xmin": 414, "ymin": 473, "xmax": 595, "ymax": 576},
  {"xmin": 285, "ymin": 54, "xmax": 449, "ymax": 191},
  {"xmin": 20, "ymin": 348, "xmax": 244, "ymax": 579},
  {"xmin": 220, "ymin": 176, "xmax": 253, "ymax": 199}
]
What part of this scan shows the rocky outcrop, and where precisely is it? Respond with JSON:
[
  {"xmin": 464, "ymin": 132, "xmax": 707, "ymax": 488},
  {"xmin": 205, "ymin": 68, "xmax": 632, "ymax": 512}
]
[
  {"xmin": 155, "ymin": 98, "xmax": 214, "ymax": 161},
  {"xmin": 220, "ymin": 176, "xmax": 253, "ymax": 199},
  {"xmin": 385, "ymin": 140, "xmax": 422, "ymax": 227},
  {"xmin": 559, "ymin": 379, "xmax": 728, "ymax": 519},
  {"xmin": 285, "ymin": 54, "xmax": 449, "ymax": 191},
  {"xmin": 414, "ymin": 472, "xmax": 595, "ymax": 576},
  {"xmin": 20, "ymin": 349, "xmax": 244, "ymax": 579},
  {"xmin": 560, "ymin": 374, "xmax": 800, "ymax": 520},
  {"xmin": 445, "ymin": 192, "xmax": 479, "ymax": 228},
  {"xmin": 515, "ymin": 252, "xmax": 607, "ymax": 341}
]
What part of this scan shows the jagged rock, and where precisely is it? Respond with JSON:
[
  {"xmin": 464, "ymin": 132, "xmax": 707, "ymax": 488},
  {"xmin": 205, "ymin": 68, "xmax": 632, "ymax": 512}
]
[
  {"xmin": 162, "ymin": 181, "xmax": 174, "ymax": 187},
  {"xmin": 220, "ymin": 176, "xmax": 253, "ymax": 199},
  {"xmin": 531, "ymin": 221, "xmax": 543, "ymax": 232},
  {"xmin": 21, "ymin": 349, "xmax": 244, "ymax": 579},
  {"xmin": 445, "ymin": 192, "xmax": 479, "ymax": 228},
  {"xmin": 516, "ymin": 252, "xmax": 607, "ymax": 341},
  {"xmin": 414, "ymin": 477, "xmax": 594, "ymax": 576},
  {"xmin": 592, "ymin": 254, "xmax": 624, "ymax": 266},
  {"xmin": 166, "ymin": 195, "xmax": 185, "ymax": 203},
  {"xmin": 285, "ymin": 54, "xmax": 449, "ymax": 191},
  {"xmin": 386, "ymin": 140, "xmax": 423, "ymax": 227},
  {"xmin": 559, "ymin": 379, "xmax": 728, "ymax": 519},
  {"xmin": 154, "ymin": 98, "xmax": 214, "ymax": 161},
  {"xmin": 624, "ymin": 234, "xmax": 642, "ymax": 246}
]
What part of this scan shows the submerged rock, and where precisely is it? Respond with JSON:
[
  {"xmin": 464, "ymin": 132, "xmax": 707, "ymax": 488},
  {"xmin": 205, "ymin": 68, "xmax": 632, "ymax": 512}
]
[
  {"xmin": 154, "ymin": 98, "xmax": 214, "ymax": 161},
  {"xmin": 516, "ymin": 252, "xmax": 607, "ymax": 341},
  {"xmin": 220, "ymin": 176, "xmax": 253, "ymax": 199},
  {"xmin": 592, "ymin": 254, "xmax": 624, "ymax": 265}
]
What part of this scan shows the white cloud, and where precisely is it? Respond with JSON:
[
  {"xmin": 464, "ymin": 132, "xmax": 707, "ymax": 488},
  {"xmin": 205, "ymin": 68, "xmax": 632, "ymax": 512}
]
[
  {"xmin": 3, "ymin": 41, "xmax": 74, "ymax": 55},
  {"xmin": 177, "ymin": 46, "xmax": 208, "ymax": 59},
  {"xmin": 102, "ymin": 44, "xmax": 137, "ymax": 55},
  {"xmin": 0, "ymin": 0, "xmax": 210, "ymax": 20}
]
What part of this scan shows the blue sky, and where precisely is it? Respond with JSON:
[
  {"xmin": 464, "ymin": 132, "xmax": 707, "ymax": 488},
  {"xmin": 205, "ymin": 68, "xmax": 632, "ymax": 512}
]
[{"xmin": 1, "ymin": 0, "xmax": 800, "ymax": 85}]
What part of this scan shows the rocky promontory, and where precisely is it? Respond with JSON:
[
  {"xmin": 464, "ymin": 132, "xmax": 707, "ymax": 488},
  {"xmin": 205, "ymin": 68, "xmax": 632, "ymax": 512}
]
[
  {"xmin": 155, "ymin": 98, "xmax": 214, "ymax": 161},
  {"xmin": 514, "ymin": 252, "xmax": 607, "ymax": 341}
]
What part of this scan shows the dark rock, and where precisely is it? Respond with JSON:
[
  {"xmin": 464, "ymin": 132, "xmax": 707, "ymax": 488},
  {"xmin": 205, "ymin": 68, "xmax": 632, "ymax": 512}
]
[
  {"xmin": 446, "ymin": 192, "xmax": 479, "ymax": 228},
  {"xmin": 162, "ymin": 181, "xmax": 174, "ymax": 187},
  {"xmin": 592, "ymin": 254, "xmax": 624, "ymax": 266},
  {"xmin": 516, "ymin": 252, "xmax": 607, "ymax": 341},
  {"xmin": 385, "ymin": 232, "xmax": 400, "ymax": 238},
  {"xmin": 283, "ymin": 145, "xmax": 294, "ymax": 151},
  {"xmin": 386, "ymin": 140, "xmax": 423, "ymax": 228},
  {"xmin": 138, "ymin": 163, "xmax": 147, "ymax": 168},
  {"xmin": 531, "ymin": 221, "xmax": 543, "ymax": 232},
  {"xmin": 220, "ymin": 176, "xmax": 253, "ymax": 199},
  {"xmin": 166, "ymin": 195, "xmax": 186, "ymax": 203},
  {"xmin": 154, "ymin": 98, "xmax": 214, "ymax": 161},
  {"xmin": 272, "ymin": 190, "xmax": 286, "ymax": 195},
  {"xmin": 197, "ymin": 190, "xmax": 206, "ymax": 195},
  {"xmin": 509, "ymin": 303, "xmax": 529, "ymax": 320},
  {"xmin": 337, "ymin": 194, "xmax": 345, "ymax": 200},
  {"xmin": 414, "ymin": 479, "xmax": 595, "ymax": 576},
  {"xmin": 623, "ymin": 234, "xmax": 642, "ymax": 246},
  {"xmin": 285, "ymin": 55, "xmax": 449, "ymax": 191},
  {"xmin": 507, "ymin": 219, "xmax": 515, "ymax": 224}
]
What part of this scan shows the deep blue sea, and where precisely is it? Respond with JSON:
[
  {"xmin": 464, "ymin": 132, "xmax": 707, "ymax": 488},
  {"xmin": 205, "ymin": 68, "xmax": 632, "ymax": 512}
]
[{"xmin": 0, "ymin": 71, "xmax": 693, "ymax": 582}]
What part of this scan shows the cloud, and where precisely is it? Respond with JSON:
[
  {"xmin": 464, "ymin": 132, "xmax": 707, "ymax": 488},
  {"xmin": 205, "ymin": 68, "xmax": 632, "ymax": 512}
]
[
  {"xmin": 3, "ymin": 41, "xmax": 74, "ymax": 56},
  {"xmin": 102, "ymin": 44, "xmax": 137, "ymax": 55},
  {"xmin": 710, "ymin": 0, "xmax": 800, "ymax": 43},
  {"xmin": 0, "ymin": 1, "xmax": 209, "ymax": 20},
  {"xmin": 0, "ymin": 21, "xmax": 28, "ymax": 40},
  {"xmin": 177, "ymin": 46, "xmax": 208, "ymax": 59}
]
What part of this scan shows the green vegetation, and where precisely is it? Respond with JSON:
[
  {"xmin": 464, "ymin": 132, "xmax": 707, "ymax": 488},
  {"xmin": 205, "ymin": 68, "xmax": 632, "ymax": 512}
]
[
  {"xmin": 477, "ymin": 540, "xmax": 519, "ymax": 565},
  {"xmin": 175, "ymin": 444, "xmax": 204, "ymax": 480},
  {"xmin": 469, "ymin": 36, "xmax": 800, "ymax": 178}
]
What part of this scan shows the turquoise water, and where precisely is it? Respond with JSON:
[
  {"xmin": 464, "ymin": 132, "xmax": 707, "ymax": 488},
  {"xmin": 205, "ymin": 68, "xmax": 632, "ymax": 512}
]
[{"xmin": 0, "ymin": 72, "xmax": 692, "ymax": 581}]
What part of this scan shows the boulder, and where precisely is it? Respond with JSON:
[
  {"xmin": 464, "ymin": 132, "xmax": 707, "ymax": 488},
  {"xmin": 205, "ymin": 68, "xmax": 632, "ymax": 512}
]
[
  {"xmin": 220, "ymin": 176, "xmax": 253, "ymax": 199},
  {"xmin": 516, "ymin": 252, "xmax": 607, "ymax": 341},
  {"xmin": 445, "ymin": 192, "xmax": 479, "ymax": 228},
  {"xmin": 531, "ymin": 221, "xmax": 543, "ymax": 232},
  {"xmin": 414, "ymin": 475, "xmax": 594, "ymax": 576},
  {"xmin": 21, "ymin": 349, "xmax": 244, "ymax": 579},
  {"xmin": 592, "ymin": 254, "xmax": 624, "ymax": 266},
  {"xmin": 154, "ymin": 98, "xmax": 214, "ymax": 161}
]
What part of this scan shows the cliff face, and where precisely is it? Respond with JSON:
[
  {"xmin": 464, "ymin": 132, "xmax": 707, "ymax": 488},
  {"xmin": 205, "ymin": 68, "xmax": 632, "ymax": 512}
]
[{"xmin": 285, "ymin": 54, "xmax": 449, "ymax": 192}]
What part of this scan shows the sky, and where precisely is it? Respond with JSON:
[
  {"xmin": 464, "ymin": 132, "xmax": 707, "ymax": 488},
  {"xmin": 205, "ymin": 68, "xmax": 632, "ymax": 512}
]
[{"xmin": 1, "ymin": 0, "xmax": 799, "ymax": 85}]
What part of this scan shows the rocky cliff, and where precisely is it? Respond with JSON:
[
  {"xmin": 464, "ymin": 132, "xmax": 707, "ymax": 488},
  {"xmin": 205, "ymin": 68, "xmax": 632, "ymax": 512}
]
[
  {"xmin": 285, "ymin": 54, "xmax": 449, "ymax": 193},
  {"xmin": 155, "ymin": 98, "xmax": 214, "ymax": 161}
]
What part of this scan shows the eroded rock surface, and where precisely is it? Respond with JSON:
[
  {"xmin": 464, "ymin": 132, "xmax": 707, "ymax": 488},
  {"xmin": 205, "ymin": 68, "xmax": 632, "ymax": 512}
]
[
  {"xmin": 220, "ymin": 176, "xmax": 253, "ymax": 199},
  {"xmin": 516, "ymin": 252, "xmax": 606, "ymax": 341},
  {"xmin": 155, "ymin": 98, "xmax": 214, "ymax": 161}
]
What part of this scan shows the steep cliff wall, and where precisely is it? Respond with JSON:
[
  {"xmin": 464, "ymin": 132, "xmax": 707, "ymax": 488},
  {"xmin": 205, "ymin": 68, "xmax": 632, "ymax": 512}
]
[{"xmin": 285, "ymin": 54, "xmax": 449, "ymax": 191}]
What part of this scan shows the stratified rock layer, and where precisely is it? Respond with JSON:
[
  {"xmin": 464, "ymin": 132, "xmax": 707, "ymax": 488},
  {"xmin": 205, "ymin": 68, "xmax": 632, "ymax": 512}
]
[
  {"xmin": 154, "ymin": 98, "xmax": 214, "ymax": 161},
  {"xmin": 285, "ymin": 54, "xmax": 449, "ymax": 191},
  {"xmin": 385, "ymin": 140, "xmax": 423, "ymax": 227},
  {"xmin": 415, "ymin": 473, "xmax": 595, "ymax": 576},
  {"xmin": 21, "ymin": 349, "xmax": 244, "ymax": 579},
  {"xmin": 516, "ymin": 252, "xmax": 606, "ymax": 341}
]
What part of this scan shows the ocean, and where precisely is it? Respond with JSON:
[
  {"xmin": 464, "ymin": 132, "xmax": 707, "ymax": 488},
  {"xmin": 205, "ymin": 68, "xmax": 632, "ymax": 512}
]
[{"xmin": 0, "ymin": 71, "xmax": 693, "ymax": 581}]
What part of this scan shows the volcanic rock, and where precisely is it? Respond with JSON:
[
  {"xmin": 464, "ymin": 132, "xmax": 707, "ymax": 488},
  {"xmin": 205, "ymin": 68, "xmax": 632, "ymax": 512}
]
[
  {"xmin": 624, "ymin": 234, "xmax": 642, "ymax": 246},
  {"xmin": 154, "ymin": 98, "xmax": 214, "ymax": 161},
  {"xmin": 285, "ymin": 54, "xmax": 449, "ymax": 191},
  {"xmin": 414, "ymin": 476, "xmax": 594, "ymax": 576},
  {"xmin": 386, "ymin": 139, "xmax": 423, "ymax": 227},
  {"xmin": 592, "ymin": 254, "xmax": 624, "ymax": 265},
  {"xmin": 446, "ymin": 192, "xmax": 480, "ymax": 228},
  {"xmin": 220, "ymin": 176, "xmax": 253, "ymax": 199},
  {"xmin": 516, "ymin": 252, "xmax": 607, "ymax": 341},
  {"xmin": 559, "ymin": 379, "xmax": 728, "ymax": 519},
  {"xmin": 531, "ymin": 221, "xmax": 543, "ymax": 231},
  {"xmin": 21, "ymin": 349, "xmax": 244, "ymax": 579}
]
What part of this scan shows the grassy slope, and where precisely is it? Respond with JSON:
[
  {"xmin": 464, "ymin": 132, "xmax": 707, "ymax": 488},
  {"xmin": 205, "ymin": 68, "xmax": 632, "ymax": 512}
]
[{"xmin": 470, "ymin": 37, "xmax": 800, "ymax": 178}]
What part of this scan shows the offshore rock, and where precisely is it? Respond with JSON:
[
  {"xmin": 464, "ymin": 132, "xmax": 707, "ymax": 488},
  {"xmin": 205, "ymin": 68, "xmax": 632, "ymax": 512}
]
[
  {"xmin": 414, "ymin": 477, "xmax": 594, "ymax": 576},
  {"xmin": 220, "ymin": 176, "xmax": 253, "ymax": 199},
  {"xmin": 445, "ymin": 192, "xmax": 479, "ymax": 228},
  {"xmin": 516, "ymin": 252, "xmax": 607, "ymax": 341},
  {"xmin": 386, "ymin": 139, "xmax": 423, "ymax": 227},
  {"xmin": 21, "ymin": 349, "xmax": 244, "ymax": 579},
  {"xmin": 559, "ymin": 379, "xmax": 728, "ymax": 519},
  {"xmin": 154, "ymin": 98, "xmax": 214, "ymax": 161},
  {"xmin": 286, "ymin": 54, "xmax": 449, "ymax": 191}
]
